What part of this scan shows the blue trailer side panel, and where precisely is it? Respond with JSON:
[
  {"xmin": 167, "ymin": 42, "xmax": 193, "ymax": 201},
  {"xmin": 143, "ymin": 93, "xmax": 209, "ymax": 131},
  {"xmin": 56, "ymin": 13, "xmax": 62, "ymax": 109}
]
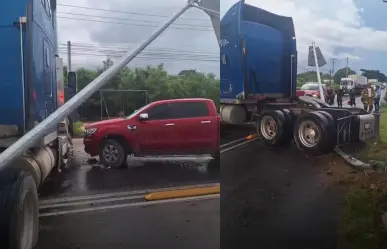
[
  {"xmin": 0, "ymin": 1, "xmax": 26, "ymax": 128},
  {"xmin": 0, "ymin": 0, "xmax": 57, "ymax": 136},
  {"xmin": 29, "ymin": 0, "xmax": 57, "ymax": 123},
  {"xmin": 220, "ymin": 0, "xmax": 297, "ymax": 100}
]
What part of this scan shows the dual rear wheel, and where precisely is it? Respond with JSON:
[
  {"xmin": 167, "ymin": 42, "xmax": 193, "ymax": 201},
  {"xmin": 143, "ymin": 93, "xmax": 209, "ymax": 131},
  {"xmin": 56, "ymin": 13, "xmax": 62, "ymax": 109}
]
[{"xmin": 257, "ymin": 109, "xmax": 335, "ymax": 155}]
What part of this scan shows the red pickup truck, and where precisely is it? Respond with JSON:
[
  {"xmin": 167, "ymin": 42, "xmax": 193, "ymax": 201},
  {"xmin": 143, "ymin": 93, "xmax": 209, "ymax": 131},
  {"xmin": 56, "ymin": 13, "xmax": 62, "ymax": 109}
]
[{"xmin": 83, "ymin": 98, "xmax": 220, "ymax": 168}]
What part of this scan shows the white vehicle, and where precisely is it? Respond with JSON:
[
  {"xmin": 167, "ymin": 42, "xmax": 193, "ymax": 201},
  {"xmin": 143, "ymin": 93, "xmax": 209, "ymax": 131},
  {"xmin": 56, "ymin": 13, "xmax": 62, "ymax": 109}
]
[{"xmin": 340, "ymin": 74, "xmax": 367, "ymax": 94}]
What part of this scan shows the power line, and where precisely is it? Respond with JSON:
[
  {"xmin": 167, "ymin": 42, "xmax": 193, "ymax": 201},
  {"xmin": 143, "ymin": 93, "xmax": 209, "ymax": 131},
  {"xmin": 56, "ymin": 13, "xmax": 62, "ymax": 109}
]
[
  {"xmin": 57, "ymin": 4, "xmax": 208, "ymax": 21},
  {"xmin": 59, "ymin": 52, "xmax": 218, "ymax": 62},
  {"xmin": 57, "ymin": 12, "xmax": 211, "ymax": 28},
  {"xmin": 58, "ymin": 45, "xmax": 219, "ymax": 57},
  {"xmin": 59, "ymin": 51, "xmax": 218, "ymax": 60},
  {"xmin": 57, "ymin": 16, "xmax": 213, "ymax": 32},
  {"xmin": 58, "ymin": 42, "xmax": 218, "ymax": 54}
]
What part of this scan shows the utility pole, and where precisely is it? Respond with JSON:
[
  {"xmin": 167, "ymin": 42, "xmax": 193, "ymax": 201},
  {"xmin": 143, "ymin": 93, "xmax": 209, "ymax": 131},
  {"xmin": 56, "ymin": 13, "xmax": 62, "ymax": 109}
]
[
  {"xmin": 331, "ymin": 58, "xmax": 336, "ymax": 76},
  {"xmin": 330, "ymin": 58, "xmax": 336, "ymax": 85},
  {"xmin": 67, "ymin": 40, "xmax": 72, "ymax": 72},
  {"xmin": 345, "ymin": 57, "xmax": 349, "ymax": 77}
]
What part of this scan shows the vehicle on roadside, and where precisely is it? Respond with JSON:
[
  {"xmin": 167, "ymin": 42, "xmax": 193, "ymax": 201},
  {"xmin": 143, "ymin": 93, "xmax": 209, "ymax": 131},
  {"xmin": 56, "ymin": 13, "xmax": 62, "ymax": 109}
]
[
  {"xmin": 296, "ymin": 83, "xmax": 328, "ymax": 101},
  {"xmin": 84, "ymin": 98, "xmax": 220, "ymax": 168},
  {"xmin": 220, "ymin": 0, "xmax": 376, "ymax": 155},
  {"xmin": 340, "ymin": 75, "xmax": 367, "ymax": 95}
]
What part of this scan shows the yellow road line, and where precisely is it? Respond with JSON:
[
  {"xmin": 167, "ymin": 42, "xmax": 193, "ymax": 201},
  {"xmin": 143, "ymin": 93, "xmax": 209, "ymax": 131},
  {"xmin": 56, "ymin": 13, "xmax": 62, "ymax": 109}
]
[{"xmin": 145, "ymin": 185, "xmax": 220, "ymax": 201}]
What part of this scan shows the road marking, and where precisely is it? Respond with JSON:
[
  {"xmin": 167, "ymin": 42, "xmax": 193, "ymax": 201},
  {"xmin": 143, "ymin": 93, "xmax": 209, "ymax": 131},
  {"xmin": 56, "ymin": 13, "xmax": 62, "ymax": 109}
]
[
  {"xmin": 39, "ymin": 194, "xmax": 220, "ymax": 217},
  {"xmin": 220, "ymin": 134, "xmax": 257, "ymax": 149},
  {"xmin": 220, "ymin": 137, "xmax": 258, "ymax": 154},
  {"xmin": 39, "ymin": 182, "xmax": 220, "ymax": 205},
  {"xmin": 145, "ymin": 185, "xmax": 220, "ymax": 201},
  {"xmin": 39, "ymin": 194, "xmax": 143, "ymax": 209}
]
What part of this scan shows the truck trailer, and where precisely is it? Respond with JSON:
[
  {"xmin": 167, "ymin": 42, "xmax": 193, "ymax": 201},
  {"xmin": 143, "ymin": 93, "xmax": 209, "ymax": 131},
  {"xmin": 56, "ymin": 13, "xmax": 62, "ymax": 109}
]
[
  {"xmin": 0, "ymin": 0, "xmax": 219, "ymax": 248},
  {"xmin": 220, "ymin": 0, "xmax": 376, "ymax": 155}
]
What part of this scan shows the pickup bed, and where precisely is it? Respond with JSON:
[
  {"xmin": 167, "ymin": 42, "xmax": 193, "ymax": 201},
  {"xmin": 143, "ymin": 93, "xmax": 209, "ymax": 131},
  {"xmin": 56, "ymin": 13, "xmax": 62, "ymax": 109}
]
[{"xmin": 84, "ymin": 98, "xmax": 220, "ymax": 168}]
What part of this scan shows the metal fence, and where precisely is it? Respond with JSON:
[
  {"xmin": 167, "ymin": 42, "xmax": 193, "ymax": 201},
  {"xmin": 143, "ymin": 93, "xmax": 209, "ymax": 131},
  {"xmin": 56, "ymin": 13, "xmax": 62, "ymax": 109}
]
[{"xmin": 78, "ymin": 89, "xmax": 148, "ymax": 121}]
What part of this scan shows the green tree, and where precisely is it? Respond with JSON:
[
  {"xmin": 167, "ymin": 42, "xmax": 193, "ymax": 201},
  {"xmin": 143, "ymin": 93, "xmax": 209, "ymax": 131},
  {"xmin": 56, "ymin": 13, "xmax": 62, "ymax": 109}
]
[
  {"xmin": 70, "ymin": 61, "xmax": 219, "ymax": 121},
  {"xmin": 360, "ymin": 69, "xmax": 387, "ymax": 82}
]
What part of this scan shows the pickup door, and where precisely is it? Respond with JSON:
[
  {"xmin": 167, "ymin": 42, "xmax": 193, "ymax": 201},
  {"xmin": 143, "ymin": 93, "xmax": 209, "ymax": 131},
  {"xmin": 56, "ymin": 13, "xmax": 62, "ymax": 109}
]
[{"xmin": 170, "ymin": 100, "xmax": 218, "ymax": 154}]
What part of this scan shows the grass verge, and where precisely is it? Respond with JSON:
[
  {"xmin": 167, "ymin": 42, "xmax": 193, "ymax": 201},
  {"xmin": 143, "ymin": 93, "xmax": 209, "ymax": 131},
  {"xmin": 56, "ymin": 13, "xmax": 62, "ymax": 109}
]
[
  {"xmin": 339, "ymin": 104, "xmax": 387, "ymax": 249},
  {"xmin": 73, "ymin": 121, "xmax": 85, "ymax": 137},
  {"xmin": 339, "ymin": 184, "xmax": 387, "ymax": 249}
]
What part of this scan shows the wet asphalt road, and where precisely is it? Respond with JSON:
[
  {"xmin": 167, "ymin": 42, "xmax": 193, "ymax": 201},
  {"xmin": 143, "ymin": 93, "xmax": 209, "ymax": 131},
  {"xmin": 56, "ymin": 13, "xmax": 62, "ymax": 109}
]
[
  {"xmin": 36, "ymin": 122, "xmax": 346, "ymax": 249},
  {"xmin": 38, "ymin": 139, "xmax": 220, "ymax": 199},
  {"xmin": 37, "ymin": 198, "xmax": 219, "ymax": 249},
  {"xmin": 220, "ymin": 140, "xmax": 345, "ymax": 249},
  {"xmin": 36, "ymin": 137, "xmax": 224, "ymax": 249}
]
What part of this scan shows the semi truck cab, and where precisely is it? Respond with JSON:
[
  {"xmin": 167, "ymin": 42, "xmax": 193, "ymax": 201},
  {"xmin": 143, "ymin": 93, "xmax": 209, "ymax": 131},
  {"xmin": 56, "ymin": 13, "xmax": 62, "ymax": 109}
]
[
  {"xmin": 220, "ymin": 0, "xmax": 297, "ymax": 125},
  {"xmin": 0, "ymin": 0, "xmax": 71, "ymax": 193},
  {"xmin": 0, "ymin": 0, "xmax": 60, "ymax": 146}
]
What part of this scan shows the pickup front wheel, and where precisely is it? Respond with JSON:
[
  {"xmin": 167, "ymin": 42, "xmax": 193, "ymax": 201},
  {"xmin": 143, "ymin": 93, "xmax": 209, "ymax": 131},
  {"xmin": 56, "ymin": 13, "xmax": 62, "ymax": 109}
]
[{"xmin": 99, "ymin": 139, "xmax": 127, "ymax": 168}]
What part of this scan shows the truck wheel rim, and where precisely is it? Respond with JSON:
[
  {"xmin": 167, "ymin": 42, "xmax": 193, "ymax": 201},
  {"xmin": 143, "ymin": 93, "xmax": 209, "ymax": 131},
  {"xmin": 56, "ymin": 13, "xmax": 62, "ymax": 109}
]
[
  {"xmin": 298, "ymin": 121, "xmax": 320, "ymax": 148},
  {"xmin": 20, "ymin": 191, "xmax": 34, "ymax": 249},
  {"xmin": 103, "ymin": 145, "xmax": 119, "ymax": 163},
  {"xmin": 260, "ymin": 116, "xmax": 277, "ymax": 139}
]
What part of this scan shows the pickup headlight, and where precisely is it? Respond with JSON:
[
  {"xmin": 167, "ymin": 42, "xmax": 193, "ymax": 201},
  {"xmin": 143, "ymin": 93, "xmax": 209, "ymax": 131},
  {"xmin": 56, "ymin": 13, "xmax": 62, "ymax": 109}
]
[{"xmin": 84, "ymin": 128, "xmax": 97, "ymax": 137}]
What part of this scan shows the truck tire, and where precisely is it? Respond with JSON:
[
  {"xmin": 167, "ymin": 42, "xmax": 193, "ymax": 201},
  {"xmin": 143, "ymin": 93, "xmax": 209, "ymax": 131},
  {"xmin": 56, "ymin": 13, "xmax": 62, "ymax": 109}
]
[
  {"xmin": 257, "ymin": 110, "xmax": 287, "ymax": 146},
  {"xmin": 0, "ymin": 168, "xmax": 39, "ymax": 249},
  {"xmin": 293, "ymin": 112, "xmax": 333, "ymax": 155},
  {"xmin": 99, "ymin": 139, "xmax": 127, "ymax": 168},
  {"xmin": 315, "ymin": 111, "xmax": 336, "ymax": 148}
]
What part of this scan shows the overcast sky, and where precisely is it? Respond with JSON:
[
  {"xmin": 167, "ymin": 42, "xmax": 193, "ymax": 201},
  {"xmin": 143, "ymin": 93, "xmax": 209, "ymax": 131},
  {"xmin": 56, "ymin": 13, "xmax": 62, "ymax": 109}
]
[
  {"xmin": 221, "ymin": 0, "xmax": 387, "ymax": 75},
  {"xmin": 58, "ymin": 0, "xmax": 387, "ymax": 77},
  {"xmin": 57, "ymin": 0, "xmax": 219, "ymax": 75}
]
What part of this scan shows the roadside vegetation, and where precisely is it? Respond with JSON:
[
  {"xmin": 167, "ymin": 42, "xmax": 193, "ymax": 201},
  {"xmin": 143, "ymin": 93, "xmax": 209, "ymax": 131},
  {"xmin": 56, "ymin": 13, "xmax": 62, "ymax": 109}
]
[
  {"xmin": 361, "ymin": 102, "xmax": 387, "ymax": 164},
  {"xmin": 338, "ymin": 103, "xmax": 387, "ymax": 249},
  {"xmin": 73, "ymin": 121, "xmax": 85, "ymax": 137},
  {"xmin": 65, "ymin": 58, "xmax": 219, "ymax": 122}
]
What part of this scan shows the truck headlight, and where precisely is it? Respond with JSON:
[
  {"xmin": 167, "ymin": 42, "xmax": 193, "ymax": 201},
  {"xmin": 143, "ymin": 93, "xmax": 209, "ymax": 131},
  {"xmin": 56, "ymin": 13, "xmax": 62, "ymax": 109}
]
[{"xmin": 84, "ymin": 128, "xmax": 97, "ymax": 137}]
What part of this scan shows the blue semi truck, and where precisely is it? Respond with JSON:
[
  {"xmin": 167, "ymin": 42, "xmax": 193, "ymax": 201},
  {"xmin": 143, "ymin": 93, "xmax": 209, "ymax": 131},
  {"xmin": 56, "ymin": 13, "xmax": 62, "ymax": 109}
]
[
  {"xmin": 220, "ymin": 0, "xmax": 376, "ymax": 155},
  {"xmin": 0, "ymin": 1, "xmax": 75, "ymax": 248},
  {"xmin": 0, "ymin": 0, "xmax": 217, "ymax": 248}
]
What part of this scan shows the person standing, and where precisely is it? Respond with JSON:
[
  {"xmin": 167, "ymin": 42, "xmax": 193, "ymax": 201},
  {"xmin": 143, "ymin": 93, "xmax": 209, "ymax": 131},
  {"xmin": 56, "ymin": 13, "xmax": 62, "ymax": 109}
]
[
  {"xmin": 361, "ymin": 83, "xmax": 376, "ymax": 112},
  {"xmin": 349, "ymin": 88, "xmax": 356, "ymax": 106},
  {"xmin": 374, "ymin": 85, "xmax": 381, "ymax": 112},
  {"xmin": 336, "ymin": 87, "xmax": 344, "ymax": 107}
]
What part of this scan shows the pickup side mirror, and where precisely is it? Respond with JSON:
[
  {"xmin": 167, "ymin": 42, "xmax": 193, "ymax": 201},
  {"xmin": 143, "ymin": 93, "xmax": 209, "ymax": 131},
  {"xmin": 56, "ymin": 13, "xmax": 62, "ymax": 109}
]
[{"xmin": 139, "ymin": 113, "xmax": 149, "ymax": 121}]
